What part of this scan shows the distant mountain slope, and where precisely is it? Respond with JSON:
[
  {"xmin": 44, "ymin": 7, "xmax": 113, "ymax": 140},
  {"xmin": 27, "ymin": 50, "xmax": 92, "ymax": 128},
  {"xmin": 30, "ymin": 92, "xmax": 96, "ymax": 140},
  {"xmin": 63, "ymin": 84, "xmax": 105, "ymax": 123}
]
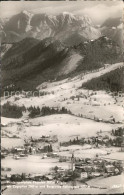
[
  {"xmin": 63, "ymin": 32, "xmax": 87, "ymax": 46},
  {"xmin": 100, "ymin": 17, "xmax": 123, "ymax": 49},
  {"xmin": 73, "ymin": 36, "xmax": 122, "ymax": 72},
  {"xmin": 1, "ymin": 11, "xmax": 101, "ymax": 45},
  {"xmin": 1, "ymin": 36, "xmax": 122, "ymax": 91},
  {"xmin": 101, "ymin": 17, "xmax": 121, "ymax": 28},
  {"xmin": 2, "ymin": 37, "xmax": 74, "ymax": 89},
  {"xmin": 2, "ymin": 37, "xmax": 40, "ymax": 60},
  {"xmin": 81, "ymin": 66, "xmax": 124, "ymax": 92}
]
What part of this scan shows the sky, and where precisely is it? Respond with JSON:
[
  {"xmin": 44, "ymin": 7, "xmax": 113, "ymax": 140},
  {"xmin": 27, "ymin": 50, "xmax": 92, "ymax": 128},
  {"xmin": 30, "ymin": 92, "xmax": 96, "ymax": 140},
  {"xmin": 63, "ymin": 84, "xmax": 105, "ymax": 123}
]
[{"xmin": 0, "ymin": 0, "xmax": 123, "ymax": 24}]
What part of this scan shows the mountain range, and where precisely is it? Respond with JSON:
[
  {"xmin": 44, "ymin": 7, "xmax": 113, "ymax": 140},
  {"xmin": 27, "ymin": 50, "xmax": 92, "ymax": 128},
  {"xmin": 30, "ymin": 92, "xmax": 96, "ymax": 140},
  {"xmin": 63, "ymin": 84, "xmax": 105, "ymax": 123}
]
[
  {"xmin": 1, "ymin": 11, "xmax": 122, "ymax": 48},
  {"xmin": 1, "ymin": 11, "xmax": 101, "ymax": 45},
  {"xmin": 1, "ymin": 11, "xmax": 123, "ymax": 92}
]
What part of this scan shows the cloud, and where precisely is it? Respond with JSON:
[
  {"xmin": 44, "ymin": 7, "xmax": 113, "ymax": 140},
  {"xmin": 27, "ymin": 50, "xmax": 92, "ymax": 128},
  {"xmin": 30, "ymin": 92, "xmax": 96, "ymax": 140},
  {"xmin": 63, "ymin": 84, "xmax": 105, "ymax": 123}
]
[
  {"xmin": 74, "ymin": 3, "xmax": 123, "ymax": 24},
  {"xmin": 0, "ymin": 1, "xmax": 123, "ymax": 24}
]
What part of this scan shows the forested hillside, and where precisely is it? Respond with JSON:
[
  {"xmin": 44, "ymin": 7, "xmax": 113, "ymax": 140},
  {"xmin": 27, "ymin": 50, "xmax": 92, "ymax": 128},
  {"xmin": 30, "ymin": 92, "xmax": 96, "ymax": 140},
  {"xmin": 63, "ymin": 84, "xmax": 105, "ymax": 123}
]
[
  {"xmin": 1, "ymin": 36, "xmax": 122, "ymax": 92},
  {"xmin": 82, "ymin": 66, "xmax": 124, "ymax": 92}
]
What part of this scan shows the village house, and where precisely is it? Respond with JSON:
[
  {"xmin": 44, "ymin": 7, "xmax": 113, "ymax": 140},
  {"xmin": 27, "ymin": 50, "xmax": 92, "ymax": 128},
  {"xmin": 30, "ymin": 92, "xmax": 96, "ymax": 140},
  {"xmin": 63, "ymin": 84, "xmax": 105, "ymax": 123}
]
[
  {"xmin": 45, "ymin": 174, "xmax": 54, "ymax": 180},
  {"xmin": 28, "ymin": 173, "xmax": 43, "ymax": 181},
  {"xmin": 59, "ymin": 155, "xmax": 72, "ymax": 162},
  {"xmin": 105, "ymin": 165, "xmax": 115, "ymax": 174},
  {"xmin": 1, "ymin": 147, "xmax": 9, "ymax": 155},
  {"xmin": 1, "ymin": 153, "xmax": 7, "ymax": 159},
  {"xmin": 41, "ymin": 153, "xmax": 48, "ymax": 159},
  {"xmin": 104, "ymin": 64, "xmax": 110, "ymax": 68},
  {"xmin": 80, "ymin": 172, "xmax": 88, "ymax": 179},
  {"xmin": 1, "ymin": 175, "xmax": 7, "ymax": 181},
  {"xmin": 14, "ymin": 147, "xmax": 25, "ymax": 153},
  {"xmin": 22, "ymin": 119, "xmax": 29, "ymax": 123},
  {"xmin": 6, "ymin": 174, "xmax": 11, "ymax": 180},
  {"xmin": 57, "ymin": 167, "xmax": 66, "ymax": 173},
  {"xmin": 12, "ymin": 147, "xmax": 26, "ymax": 157},
  {"xmin": 91, "ymin": 172, "xmax": 102, "ymax": 177},
  {"xmin": 47, "ymin": 152, "xmax": 58, "ymax": 158}
]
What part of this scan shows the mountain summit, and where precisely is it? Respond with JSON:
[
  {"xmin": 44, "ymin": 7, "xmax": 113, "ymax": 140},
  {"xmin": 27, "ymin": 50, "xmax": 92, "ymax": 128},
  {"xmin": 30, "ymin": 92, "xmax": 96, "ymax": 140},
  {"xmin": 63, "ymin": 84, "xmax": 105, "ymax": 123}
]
[
  {"xmin": 1, "ymin": 11, "xmax": 101, "ymax": 45},
  {"xmin": 100, "ymin": 17, "xmax": 123, "ymax": 48}
]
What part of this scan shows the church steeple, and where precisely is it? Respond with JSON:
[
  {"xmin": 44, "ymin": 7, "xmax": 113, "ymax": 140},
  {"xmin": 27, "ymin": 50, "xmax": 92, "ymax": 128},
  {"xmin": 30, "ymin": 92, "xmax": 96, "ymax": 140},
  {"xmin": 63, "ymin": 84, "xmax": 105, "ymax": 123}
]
[{"xmin": 71, "ymin": 152, "xmax": 75, "ymax": 171}]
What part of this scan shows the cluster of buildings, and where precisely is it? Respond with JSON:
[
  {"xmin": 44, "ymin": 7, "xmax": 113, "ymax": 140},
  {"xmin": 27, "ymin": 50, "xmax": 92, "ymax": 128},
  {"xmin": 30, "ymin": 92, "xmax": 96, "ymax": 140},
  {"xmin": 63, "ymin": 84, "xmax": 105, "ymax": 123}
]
[
  {"xmin": 75, "ymin": 158, "xmax": 123, "ymax": 180},
  {"xmin": 61, "ymin": 127, "xmax": 124, "ymax": 149},
  {"xmin": 2, "ymin": 152, "xmax": 123, "ymax": 184}
]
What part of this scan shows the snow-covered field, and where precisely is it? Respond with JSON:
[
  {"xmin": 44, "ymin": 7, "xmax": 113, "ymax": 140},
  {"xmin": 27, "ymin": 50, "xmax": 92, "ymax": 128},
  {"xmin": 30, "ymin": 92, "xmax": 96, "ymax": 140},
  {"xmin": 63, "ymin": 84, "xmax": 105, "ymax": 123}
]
[
  {"xmin": 27, "ymin": 115, "xmax": 122, "ymax": 141},
  {"xmin": 2, "ymin": 114, "xmax": 122, "ymax": 146},
  {"xmin": 87, "ymin": 174, "xmax": 124, "ymax": 192},
  {"xmin": 1, "ymin": 62, "xmax": 124, "ymax": 195},
  {"xmin": 2, "ymin": 62, "xmax": 124, "ymax": 123},
  {"xmin": 1, "ymin": 155, "xmax": 70, "ymax": 174},
  {"xmin": 1, "ymin": 138, "xmax": 24, "ymax": 149}
]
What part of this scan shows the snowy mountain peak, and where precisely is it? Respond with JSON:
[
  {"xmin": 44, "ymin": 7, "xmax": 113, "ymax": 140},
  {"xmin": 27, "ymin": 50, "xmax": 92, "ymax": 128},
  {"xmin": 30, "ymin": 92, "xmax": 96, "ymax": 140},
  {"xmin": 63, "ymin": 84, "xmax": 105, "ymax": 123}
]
[
  {"xmin": 1, "ymin": 11, "xmax": 101, "ymax": 44},
  {"xmin": 21, "ymin": 10, "xmax": 32, "ymax": 17},
  {"xmin": 61, "ymin": 12, "xmax": 76, "ymax": 18}
]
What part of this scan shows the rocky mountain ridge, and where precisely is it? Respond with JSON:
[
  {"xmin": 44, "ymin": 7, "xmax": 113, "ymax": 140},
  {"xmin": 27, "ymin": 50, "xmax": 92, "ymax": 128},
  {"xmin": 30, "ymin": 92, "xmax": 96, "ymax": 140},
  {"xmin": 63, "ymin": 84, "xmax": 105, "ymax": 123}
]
[{"xmin": 1, "ymin": 11, "xmax": 101, "ymax": 45}]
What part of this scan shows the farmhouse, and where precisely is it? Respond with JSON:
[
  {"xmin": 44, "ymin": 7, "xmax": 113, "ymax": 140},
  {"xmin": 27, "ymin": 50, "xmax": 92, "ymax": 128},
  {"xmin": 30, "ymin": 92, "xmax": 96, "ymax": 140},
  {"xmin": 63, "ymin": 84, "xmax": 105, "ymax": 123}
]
[
  {"xmin": 59, "ymin": 155, "xmax": 72, "ymax": 162},
  {"xmin": 80, "ymin": 172, "xmax": 88, "ymax": 179},
  {"xmin": 14, "ymin": 147, "xmax": 25, "ymax": 154},
  {"xmin": 91, "ymin": 172, "xmax": 101, "ymax": 177},
  {"xmin": 105, "ymin": 165, "xmax": 115, "ymax": 174}
]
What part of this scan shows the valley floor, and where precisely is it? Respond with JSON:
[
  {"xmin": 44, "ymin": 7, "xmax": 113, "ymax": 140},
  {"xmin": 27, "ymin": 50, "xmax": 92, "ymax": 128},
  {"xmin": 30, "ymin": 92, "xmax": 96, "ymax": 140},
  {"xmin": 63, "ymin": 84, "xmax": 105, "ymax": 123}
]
[{"xmin": 1, "ymin": 62, "xmax": 124, "ymax": 194}]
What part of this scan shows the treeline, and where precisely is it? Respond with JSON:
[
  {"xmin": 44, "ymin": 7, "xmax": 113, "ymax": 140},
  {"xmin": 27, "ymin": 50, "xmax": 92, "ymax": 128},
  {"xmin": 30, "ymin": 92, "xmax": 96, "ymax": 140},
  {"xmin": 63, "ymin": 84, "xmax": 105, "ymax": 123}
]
[
  {"xmin": 42, "ymin": 144, "xmax": 53, "ymax": 153},
  {"xmin": 60, "ymin": 137, "xmax": 80, "ymax": 146},
  {"xmin": 1, "ymin": 102, "xmax": 26, "ymax": 118},
  {"xmin": 112, "ymin": 128, "xmax": 124, "ymax": 136},
  {"xmin": 61, "ymin": 135, "xmax": 124, "ymax": 147},
  {"xmin": 82, "ymin": 67, "xmax": 124, "ymax": 92},
  {"xmin": 28, "ymin": 106, "xmax": 71, "ymax": 118},
  {"xmin": 1, "ymin": 102, "xmax": 71, "ymax": 119}
]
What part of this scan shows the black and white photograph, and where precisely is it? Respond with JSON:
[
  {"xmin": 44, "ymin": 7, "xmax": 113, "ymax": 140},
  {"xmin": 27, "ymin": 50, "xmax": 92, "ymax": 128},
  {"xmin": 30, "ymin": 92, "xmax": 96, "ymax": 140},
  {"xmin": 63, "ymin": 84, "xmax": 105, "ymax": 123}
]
[{"xmin": 0, "ymin": 0, "xmax": 124, "ymax": 194}]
